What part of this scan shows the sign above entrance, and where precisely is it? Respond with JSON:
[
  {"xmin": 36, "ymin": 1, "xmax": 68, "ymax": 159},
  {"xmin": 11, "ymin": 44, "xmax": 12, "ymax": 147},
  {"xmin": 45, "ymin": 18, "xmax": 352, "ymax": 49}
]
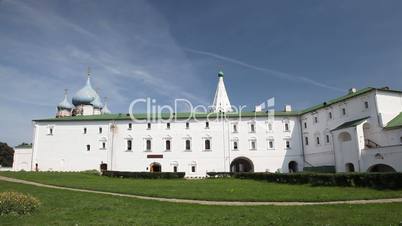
[{"xmin": 147, "ymin": 154, "xmax": 163, "ymax": 158}]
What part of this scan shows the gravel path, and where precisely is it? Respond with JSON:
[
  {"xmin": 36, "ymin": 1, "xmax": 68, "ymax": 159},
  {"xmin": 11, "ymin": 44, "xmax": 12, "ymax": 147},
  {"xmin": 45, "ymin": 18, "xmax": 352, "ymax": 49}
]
[{"xmin": 1, "ymin": 175, "xmax": 402, "ymax": 206}]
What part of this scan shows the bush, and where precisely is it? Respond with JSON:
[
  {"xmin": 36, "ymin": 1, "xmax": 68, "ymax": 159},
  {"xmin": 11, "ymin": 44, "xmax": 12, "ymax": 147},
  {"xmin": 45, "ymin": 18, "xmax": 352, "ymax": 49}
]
[
  {"xmin": 206, "ymin": 172, "xmax": 234, "ymax": 178},
  {"xmin": 303, "ymin": 166, "xmax": 336, "ymax": 173},
  {"xmin": 81, "ymin": 169, "xmax": 101, "ymax": 175},
  {"xmin": 0, "ymin": 192, "xmax": 40, "ymax": 215},
  {"xmin": 233, "ymin": 172, "xmax": 402, "ymax": 189},
  {"xmin": 102, "ymin": 171, "xmax": 185, "ymax": 179}
]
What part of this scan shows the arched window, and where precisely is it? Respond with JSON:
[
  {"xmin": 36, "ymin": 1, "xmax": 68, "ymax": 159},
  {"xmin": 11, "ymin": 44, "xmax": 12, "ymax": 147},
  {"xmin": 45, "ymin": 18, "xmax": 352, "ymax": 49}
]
[
  {"xmin": 146, "ymin": 140, "xmax": 151, "ymax": 151},
  {"xmin": 165, "ymin": 140, "xmax": 171, "ymax": 151},
  {"xmin": 233, "ymin": 141, "xmax": 238, "ymax": 150},
  {"xmin": 127, "ymin": 140, "xmax": 132, "ymax": 151},
  {"xmin": 86, "ymin": 145, "xmax": 91, "ymax": 151},
  {"xmin": 205, "ymin": 139, "xmax": 211, "ymax": 150},
  {"xmin": 185, "ymin": 140, "xmax": 191, "ymax": 150},
  {"xmin": 338, "ymin": 132, "xmax": 352, "ymax": 142}
]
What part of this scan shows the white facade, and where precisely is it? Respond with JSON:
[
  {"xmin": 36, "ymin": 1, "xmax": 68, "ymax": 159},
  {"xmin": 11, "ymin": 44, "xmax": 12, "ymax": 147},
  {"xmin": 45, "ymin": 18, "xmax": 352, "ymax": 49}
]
[
  {"xmin": 12, "ymin": 146, "xmax": 32, "ymax": 171},
  {"xmin": 12, "ymin": 72, "xmax": 402, "ymax": 176}
]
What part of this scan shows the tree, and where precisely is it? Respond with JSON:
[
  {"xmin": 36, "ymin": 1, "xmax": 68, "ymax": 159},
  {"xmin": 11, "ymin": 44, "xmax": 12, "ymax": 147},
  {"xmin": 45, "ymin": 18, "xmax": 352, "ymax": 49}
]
[{"xmin": 0, "ymin": 142, "xmax": 14, "ymax": 167}]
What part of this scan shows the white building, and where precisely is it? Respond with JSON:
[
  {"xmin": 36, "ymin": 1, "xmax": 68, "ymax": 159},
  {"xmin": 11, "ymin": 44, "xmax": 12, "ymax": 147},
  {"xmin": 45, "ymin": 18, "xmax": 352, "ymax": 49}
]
[{"xmin": 13, "ymin": 70, "xmax": 402, "ymax": 176}]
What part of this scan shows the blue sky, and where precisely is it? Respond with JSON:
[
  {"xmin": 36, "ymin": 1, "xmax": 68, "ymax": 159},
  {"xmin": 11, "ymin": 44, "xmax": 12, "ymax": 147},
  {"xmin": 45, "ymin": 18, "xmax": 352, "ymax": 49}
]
[{"xmin": 1, "ymin": 0, "xmax": 402, "ymax": 146}]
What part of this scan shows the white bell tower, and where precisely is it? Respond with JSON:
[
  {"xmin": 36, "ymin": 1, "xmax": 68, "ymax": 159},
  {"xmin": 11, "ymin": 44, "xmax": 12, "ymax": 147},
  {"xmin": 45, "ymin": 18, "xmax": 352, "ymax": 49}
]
[{"xmin": 211, "ymin": 71, "xmax": 233, "ymax": 112}]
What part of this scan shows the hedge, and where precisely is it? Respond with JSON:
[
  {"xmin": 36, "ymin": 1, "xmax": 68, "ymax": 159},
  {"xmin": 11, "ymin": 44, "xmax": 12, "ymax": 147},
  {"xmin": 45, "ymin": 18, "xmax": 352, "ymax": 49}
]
[
  {"xmin": 206, "ymin": 172, "xmax": 234, "ymax": 177},
  {"xmin": 232, "ymin": 172, "xmax": 402, "ymax": 189},
  {"xmin": 102, "ymin": 171, "xmax": 185, "ymax": 179},
  {"xmin": 0, "ymin": 192, "xmax": 40, "ymax": 215},
  {"xmin": 303, "ymin": 166, "xmax": 336, "ymax": 173}
]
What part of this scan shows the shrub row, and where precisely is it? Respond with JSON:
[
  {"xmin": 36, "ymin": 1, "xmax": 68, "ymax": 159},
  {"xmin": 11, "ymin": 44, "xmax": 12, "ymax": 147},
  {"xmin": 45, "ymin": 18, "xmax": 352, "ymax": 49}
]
[
  {"xmin": 0, "ymin": 192, "xmax": 40, "ymax": 215},
  {"xmin": 232, "ymin": 172, "xmax": 402, "ymax": 189},
  {"xmin": 102, "ymin": 171, "xmax": 185, "ymax": 179},
  {"xmin": 303, "ymin": 166, "xmax": 336, "ymax": 173},
  {"xmin": 206, "ymin": 172, "xmax": 234, "ymax": 177}
]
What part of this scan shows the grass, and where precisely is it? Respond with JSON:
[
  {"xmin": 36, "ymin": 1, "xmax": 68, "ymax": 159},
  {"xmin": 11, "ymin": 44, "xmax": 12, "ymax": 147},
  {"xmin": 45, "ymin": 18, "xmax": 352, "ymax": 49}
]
[
  {"xmin": 2, "ymin": 171, "xmax": 402, "ymax": 202},
  {"xmin": 0, "ymin": 180, "xmax": 402, "ymax": 225}
]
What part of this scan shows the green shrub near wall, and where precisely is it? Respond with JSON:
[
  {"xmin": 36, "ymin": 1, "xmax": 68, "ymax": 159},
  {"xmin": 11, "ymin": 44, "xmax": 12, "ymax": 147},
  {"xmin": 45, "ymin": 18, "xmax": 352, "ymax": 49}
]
[
  {"xmin": 0, "ymin": 192, "xmax": 40, "ymax": 215},
  {"xmin": 303, "ymin": 166, "xmax": 336, "ymax": 173},
  {"xmin": 233, "ymin": 172, "xmax": 402, "ymax": 189},
  {"xmin": 102, "ymin": 171, "xmax": 185, "ymax": 179}
]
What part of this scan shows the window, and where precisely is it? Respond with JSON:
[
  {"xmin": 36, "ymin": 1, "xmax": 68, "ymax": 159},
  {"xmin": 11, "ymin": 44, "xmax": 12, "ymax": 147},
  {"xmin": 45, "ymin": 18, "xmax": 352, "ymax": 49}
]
[
  {"xmin": 165, "ymin": 140, "xmax": 171, "ymax": 151},
  {"xmin": 186, "ymin": 122, "xmax": 189, "ymax": 129},
  {"xmin": 364, "ymin": 101, "xmax": 369, "ymax": 109},
  {"xmin": 99, "ymin": 127, "xmax": 102, "ymax": 134},
  {"xmin": 316, "ymin": 137, "xmax": 320, "ymax": 145},
  {"xmin": 326, "ymin": 135, "xmax": 330, "ymax": 143},
  {"xmin": 102, "ymin": 142, "xmax": 106, "ymax": 149},
  {"xmin": 233, "ymin": 141, "xmax": 238, "ymax": 150},
  {"xmin": 166, "ymin": 123, "xmax": 170, "ymax": 129},
  {"xmin": 304, "ymin": 122, "xmax": 307, "ymax": 129},
  {"xmin": 268, "ymin": 123, "xmax": 273, "ymax": 131},
  {"xmin": 286, "ymin": 140, "xmax": 291, "ymax": 149},
  {"xmin": 250, "ymin": 123, "xmax": 255, "ymax": 133},
  {"xmin": 314, "ymin": 117, "xmax": 318, "ymax": 123},
  {"xmin": 329, "ymin": 112, "xmax": 333, "ymax": 119},
  {"xmin": 342, "ymin": 108, "xmax": 346, "ymax": 115},
  {"xmin": 173, "ymin": 166, "xmax": 178, "ymax": 173},
  {"xmin": 191, "ymin": 165, "xmax": 196, "ymax": 172},
  {"xmin": 147, "ymin": 123, "xmax": 151, "ymax": 129},
  {"xmin": 48, "ymin": 127, "xmax": 53, "ymax": 135},
  {"xmin": 84, "ymin": 127, "xmax": 87, "ymax": 134},
  {"xmin": 305, "ymin": 137, "xmax": 309, "ymax": 145},
  {"xmin": 284, "ymin": 123, "xmax": 289, "ymax": 131},
  {"xmin": 268, "ymin": 140, "xmax": 274, "ymax": 149},
  {"xmin": 127, "ymin": 140, "xmax": 132, "ymax": 151},
  {"xmin": 128, "ymin": 123, "xmax": 132, "ymax": 130},
  {"xmin": 146, "ymin": 140, "xmax": 151, "ymax": 151},
  {"xmin": 185, "ymin": 140, "xmax": 191, "ymax": 151},
  {"xmin": 233, "ymin": 124, "xmax": 238, "ymax": 133},
  {"xmin": 86, "ymin": 145, "xmax": 91, "ymax": 151},
  {"xmin": 205, "ymin": 121, "xmax": 209, "ymax": 129},
  {"xmin": 250, "ymin": 140, "xmax": 256, "ymax": 150},
  {"xmin": 204, "ymin": 139, "xmax": 211, "ymax": 150},
  {"xmin": 400, "ymin": 136, "xmax": 402, "ymax": 143}
]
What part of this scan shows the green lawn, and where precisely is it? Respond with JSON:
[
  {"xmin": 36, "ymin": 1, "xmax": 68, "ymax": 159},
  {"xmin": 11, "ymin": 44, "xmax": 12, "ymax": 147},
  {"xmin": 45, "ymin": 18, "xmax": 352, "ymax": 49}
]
[
  {"xmin": 2, "ymin": 171, "xmax": 402, "ymax": 202},
  {"xmin": 0, "ymin": 180, "xmax": 402, "ymax": 225}
]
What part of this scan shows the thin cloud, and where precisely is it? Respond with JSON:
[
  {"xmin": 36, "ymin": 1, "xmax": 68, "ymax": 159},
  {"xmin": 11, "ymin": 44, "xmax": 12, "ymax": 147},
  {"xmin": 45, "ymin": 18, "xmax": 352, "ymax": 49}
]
[{"xmin": 182, "ymin": 47, "xmax": 344, "ymax": 92}]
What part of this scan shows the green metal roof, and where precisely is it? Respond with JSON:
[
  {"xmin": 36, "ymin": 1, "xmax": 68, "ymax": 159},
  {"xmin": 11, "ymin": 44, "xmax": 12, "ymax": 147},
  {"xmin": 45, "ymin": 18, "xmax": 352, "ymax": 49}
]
[
  {"xmin": 34, "ymin": 111, "xmax": 300, "ymax": 122},
  {"xmin": 301, "ymin": 87, "xmax": 402, "ymax": 115},
  {"xmin": 331, "ymin": 117, "xmax": 369, "ymax": 131},
  {"xmin": 385, "ymin": 112, "xmax": 402, "ymax": 130},
  {"xmin": 301, "ymin": 87, "xmax": 374, "ymax": 115},
  {"xmin": 34, "ymin": 86, "xmax": 402, "ymax": 123},
  {"xmin": 15, "ymin": 143, "xmax": 32, "ymax": 149}
]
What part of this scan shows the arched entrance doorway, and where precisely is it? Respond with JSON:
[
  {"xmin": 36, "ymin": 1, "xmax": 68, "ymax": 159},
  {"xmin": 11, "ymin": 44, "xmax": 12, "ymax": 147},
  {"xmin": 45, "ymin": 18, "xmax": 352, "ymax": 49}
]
[
  {"xmin": 345, "ymin": 163, "xmax": 355, "ymax": 172},
  {"xmin": 368, "ymin": 164, "xmax": 396, "ymax": 173},
  {"xmin": 230, "ymin": 157, "xmax": 254, "ymax": 173},
  {"xmin": 288, "ymin": 161, "xmax": 298, "ymax": 173},
  {"xmin": 150, "ymin": 162, "xmax": 161, "ymax": 172}
]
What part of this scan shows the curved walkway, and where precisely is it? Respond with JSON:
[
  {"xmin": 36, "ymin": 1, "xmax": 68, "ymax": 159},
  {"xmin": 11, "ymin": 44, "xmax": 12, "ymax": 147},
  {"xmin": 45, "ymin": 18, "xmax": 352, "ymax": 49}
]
[{"xmin": 1, "ymin": 175, "xmax": 402, "ymax": 206}]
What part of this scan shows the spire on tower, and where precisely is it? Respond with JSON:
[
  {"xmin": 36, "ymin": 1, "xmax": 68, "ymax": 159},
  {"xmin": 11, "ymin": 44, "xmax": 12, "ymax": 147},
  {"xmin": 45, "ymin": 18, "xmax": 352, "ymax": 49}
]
[
  {"xmin": 211, "ymin": 70, "xmax": 233, "ymax": 113},
  {"xmin": 87, "ymin": 66, "xmax": 91, "ymax": 78}
]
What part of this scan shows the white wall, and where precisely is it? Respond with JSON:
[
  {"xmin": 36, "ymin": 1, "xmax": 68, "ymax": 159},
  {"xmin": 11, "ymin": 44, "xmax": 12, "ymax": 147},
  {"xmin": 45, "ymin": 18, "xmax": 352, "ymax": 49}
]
[
  {"xmin": 12, "ymin": 147, "xmax": 33, "ymax": 171},
  {"xmin": 32, "ymin": 115, "xmax": 303, "ymax": 176},
  {"xmin": 301, "ymin": 90, "xmax": 377, "ymax": 167}
]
